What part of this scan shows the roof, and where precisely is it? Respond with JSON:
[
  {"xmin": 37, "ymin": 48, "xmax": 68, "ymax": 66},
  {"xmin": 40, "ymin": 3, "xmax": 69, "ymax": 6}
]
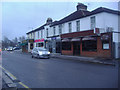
[
  {"xmin": 50, "ymin": 7, "xmax": 120, "ymax": 26},
  {"xmin": 88, "ymin": 7, "xmax": 120, "ymax": 16},
  {"xmin": 26, "ymin": 24, "xmax": 46, "ymax": 34},
  {"xmin": 27, "ymin": 7, "xmax": 120, "ymax": 34},
  {"xmin": 26, "ymin": 21, "xmax": 58, "ymax": 34},
  {"xmin": 50, "ymin": 10, "xmax": 90, "ymax": 27}
]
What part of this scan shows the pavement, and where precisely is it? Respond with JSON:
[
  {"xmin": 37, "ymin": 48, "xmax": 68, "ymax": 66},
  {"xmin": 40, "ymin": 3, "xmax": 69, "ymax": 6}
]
[
  {"xmin": 50, "ymin": 53, "xmax": 117, "ymax": 66},
  {"xmin": 14, "ymin": 50, "xmax": 117, "ymax": 66},
  {"xmin": 2, "ymin": 70, "xmax": 17, "ymax": 90}
]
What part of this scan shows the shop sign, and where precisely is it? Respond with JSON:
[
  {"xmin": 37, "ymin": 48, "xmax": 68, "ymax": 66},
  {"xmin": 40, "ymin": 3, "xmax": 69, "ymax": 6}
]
[
  {"xmin": 103, "ymin": 43, "xmax": 109, "ymax": 49},
  {"xmin": 71, "ymin": 38, "xmax": 81, "ymax": 42},
  {"xmin": 62, "ymin": 38, "xmax": 71, "ymax": 42},
  {"xmin": 101, "ymin": 34, "xmax": 109, "ymax": 41},
  {"xmin": 52, "ymin": 37, "xmax": 56, "ymax": 40},
  {"xmin": 29, "ymin": 39, "xmax": 34, "ymax": 43},
  {"xmin": 22, "ymin": 40, "xmax": 27, "ymax": 43},
  {"xmin": 34, "ymin": 39, "xmax": 44, "ymax": 42},
  {"xmin": 82, "ymin": 36, "xmax": 96, "ymax": 41}
]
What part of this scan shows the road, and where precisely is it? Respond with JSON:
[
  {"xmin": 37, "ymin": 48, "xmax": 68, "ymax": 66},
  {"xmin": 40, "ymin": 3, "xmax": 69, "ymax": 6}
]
[{"xmin": 2, "ymin": 51, "xmax": 118, "ymax": 88}]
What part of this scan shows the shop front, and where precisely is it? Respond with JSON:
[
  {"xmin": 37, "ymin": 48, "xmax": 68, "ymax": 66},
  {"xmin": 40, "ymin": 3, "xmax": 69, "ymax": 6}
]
[
  {"xmin": 61, "ymin": 29, "xmax": 112, "ymax": 58},
  {"xmin": 21, "ymin": 40, "xmax": 28, "ymax": 53},
  {"xmin": 28, "ymin": 39, "xmax": 34, "ymax": 52},
  {"xmin": 21, "ymin": 39, "xmax": 34, "ymax": 53},
  {"xmin": 47, "ymin": 36, "xmax": 62, "ymax": 53},
  {"xmin": 34, "ymin": 39, "xmax": 44, "ymax": 48}
]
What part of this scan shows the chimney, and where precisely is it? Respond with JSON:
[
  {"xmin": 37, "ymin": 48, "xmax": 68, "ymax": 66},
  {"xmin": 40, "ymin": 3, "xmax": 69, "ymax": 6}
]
[
  {"xmin": 77, "ymin": 3, "xmax": 87, "ymax": 11},
  {"xmin": 46, "ymin": 18, "xmax": 52, "ymax": 25}
]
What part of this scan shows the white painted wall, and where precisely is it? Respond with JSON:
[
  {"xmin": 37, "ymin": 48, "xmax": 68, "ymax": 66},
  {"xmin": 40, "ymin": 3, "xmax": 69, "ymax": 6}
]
[
  {"xmin": 28, "ymin": 12, "xmax": 119, "ymax": 43},
  {"xmin": 48, "ymin": 27, "xmax": 53, "ymax": 37},
  {"xmin": 103, "ymin": 12, "xmax": 119, "ymax": 43}
]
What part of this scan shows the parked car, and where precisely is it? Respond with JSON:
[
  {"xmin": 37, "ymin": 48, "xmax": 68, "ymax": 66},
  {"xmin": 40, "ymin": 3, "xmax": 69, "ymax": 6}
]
[
  {"xmin": 31, "ymin": 47, "xmax": 50, "ymax": 59},
  {"xmin": 0, "ymin": 48, "xmax": 1, "ymax": 55},
  {"xmin": 7, "ymin": 47, "xmax": 14, "ymax": 51},
  {"xmin": 13, "ymin": 47, "xmax": 20, "ymax": 50}
]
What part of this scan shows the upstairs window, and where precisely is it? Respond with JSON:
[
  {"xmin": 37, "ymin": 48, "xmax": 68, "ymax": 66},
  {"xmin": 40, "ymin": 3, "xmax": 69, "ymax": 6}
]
[
  {"xmin": 59, "ymin": 25, "xmax": 62, "ymax": 34},
  {"xmin": 53, "ymin": 27, "xmax": 56, "ymax": 36},
  {"xmin": 33, "ymin": 32, "xmax": 35, "ymax": 39},
  {"xmin": 46, "ymin": 28, "xmax": 48, "ymax": 37},
  {"xmin": 91, "ymin": 16, "xmax": 96, "ymax": 29},
  {"xmin": 31, "ymin": 33, "xmax": 32, "ymax": 39},
  {"xmin": 76, "ymin": 20, "xmax": 80, "ymax": 31},
  {"xmin": 41, "ymin": 30, "xmax": 43, "ymax": 38},
  {"xmin": 38, "ymin": 31, "xmax": 39, "ymax": 38},
  {"xmin": 68, "ymin": 22, "xmax": 72, "ymax": 33}
]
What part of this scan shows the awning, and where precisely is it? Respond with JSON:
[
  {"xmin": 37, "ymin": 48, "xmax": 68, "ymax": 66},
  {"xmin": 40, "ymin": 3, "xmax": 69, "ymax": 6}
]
[
  {"xmin": 101, "ymin": 34, "xmax": 109, "ymax": 41},
  {"xmin": 71, "ymin": 38, "xmax": 81, "ymax": 42},
  {"xmin": 62, "ymin": 38, "xmax": 71, "ymax": 42},
  {"xmin": 82, "ymin": 36, "xmax": 97, "ymax": 41}
]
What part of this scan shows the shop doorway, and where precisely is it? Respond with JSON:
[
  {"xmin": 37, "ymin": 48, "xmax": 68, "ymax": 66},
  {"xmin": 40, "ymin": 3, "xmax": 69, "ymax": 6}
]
[
  {"xmin": 73, "ymin": 42, "xmax": 80, "ymax": 56},
  {"xmin": 56, "ymin": 42, "xmax": 61, "ymax": 53}
]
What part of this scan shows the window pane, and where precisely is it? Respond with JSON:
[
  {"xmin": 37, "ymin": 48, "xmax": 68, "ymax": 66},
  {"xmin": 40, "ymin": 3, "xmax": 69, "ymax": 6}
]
[
  {"xmin": 59, "ymin": 25, "xmax": 62, "ymax": 34},
  {"xmin": 53, "ymin": 27, "xmax": 56, "ymax": 35},
  {"xmin": 62, "ymin": 42, "xmax": 71, "ymax": 50},
  {"xmin": 102, "ymin": 41, "xmax": 109, "ymax": 49},
  {"xmin": 68, "ymin": 23, "xmax": 72, "ymax": 33},
  {"xmin": 76, "ymin": 21, "xmax": 80, "ymax": 31},
  {"xmin": 91, "ymin": 16, "xmax": 95, "ymax": 29},
  {"xmin": 82, "ymin": 40, "xmax": 97, "ymax": 51}
]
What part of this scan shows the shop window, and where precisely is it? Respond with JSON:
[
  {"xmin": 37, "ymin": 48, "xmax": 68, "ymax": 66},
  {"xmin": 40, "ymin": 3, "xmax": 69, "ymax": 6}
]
[
  {"xmin": 30, "ymin": 43, "xmax": 33, "ymax": 49},
  {"xmin": 38, "ymin": 43, "xmax": 43, "ymax": 47},
  {"xmin": 82, "ymin": 40, "xmax": 97, "ymax": 51},
  {"xmin": 102, "ymin": 41, "xmax": 109, "ymax": 50},
  {"xmin": 62, "ymin": 42, "xmax": 71, "ymax": 50}
]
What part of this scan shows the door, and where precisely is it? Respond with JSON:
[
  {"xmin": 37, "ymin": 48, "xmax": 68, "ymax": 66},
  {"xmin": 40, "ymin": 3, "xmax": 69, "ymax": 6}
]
[{"xmin": 73, "ymin": 42, "xmax": 80, "ymax": 56}]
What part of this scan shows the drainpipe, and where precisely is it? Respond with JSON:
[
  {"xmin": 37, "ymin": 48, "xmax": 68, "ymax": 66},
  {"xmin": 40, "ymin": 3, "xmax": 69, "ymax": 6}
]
[{"xmin": 111, "ymin": 32, "xmax": 114, "ymax": 59}]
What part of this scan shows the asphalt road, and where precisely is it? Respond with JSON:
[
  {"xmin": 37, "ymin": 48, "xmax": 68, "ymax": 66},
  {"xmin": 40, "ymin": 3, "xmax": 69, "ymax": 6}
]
[{"xmin": 2, "ymin": 51, "xmax": 118, "ymax": 88}]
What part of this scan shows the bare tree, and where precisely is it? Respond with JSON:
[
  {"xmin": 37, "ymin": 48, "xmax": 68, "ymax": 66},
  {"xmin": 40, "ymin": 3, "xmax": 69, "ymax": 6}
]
[
  {"xmin": 21, "ymin": 36, "xmax": 25, "ymax": 41},
  {"xmin": 19, "ymin": 37, "xmax": 22, "ymax": 42}
]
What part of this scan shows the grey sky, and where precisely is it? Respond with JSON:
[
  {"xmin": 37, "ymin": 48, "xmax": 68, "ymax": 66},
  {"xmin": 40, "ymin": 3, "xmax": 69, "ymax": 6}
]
[{"xmin": 2, "ymin": 2, "xmax": 118, "ymax": 40}]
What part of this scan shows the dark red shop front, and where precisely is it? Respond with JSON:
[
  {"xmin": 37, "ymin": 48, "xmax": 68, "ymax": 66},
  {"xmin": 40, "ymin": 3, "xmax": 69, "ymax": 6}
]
[{"xmin": 61, "ymin": 29, "xmax": 112, "ymax": 58}]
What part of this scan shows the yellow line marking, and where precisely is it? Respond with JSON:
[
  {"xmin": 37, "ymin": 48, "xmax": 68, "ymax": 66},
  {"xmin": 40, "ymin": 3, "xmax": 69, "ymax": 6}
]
[
  {"xmin": 0, "ymin": 65, "xmax": 31, "ymax": 90},
  {"xmin": 19, "ymin": 82, "xmax": 31, "ymax": 90},
  {"xmin": 0, "ymin": 65, "xmax": 17, "ymax": 79}
]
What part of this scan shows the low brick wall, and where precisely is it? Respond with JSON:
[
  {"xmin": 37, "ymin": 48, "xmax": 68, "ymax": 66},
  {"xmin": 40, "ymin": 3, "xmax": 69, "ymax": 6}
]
[{"xmin": 62, "ymin": 50, "xmax": 73, "ymax": 55}]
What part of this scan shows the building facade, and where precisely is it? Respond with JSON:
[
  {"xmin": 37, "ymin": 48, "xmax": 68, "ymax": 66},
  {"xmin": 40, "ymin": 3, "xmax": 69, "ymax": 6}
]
[{"xmin": 26, "ymin": 3, "xmax": 120, "ymax": 59}]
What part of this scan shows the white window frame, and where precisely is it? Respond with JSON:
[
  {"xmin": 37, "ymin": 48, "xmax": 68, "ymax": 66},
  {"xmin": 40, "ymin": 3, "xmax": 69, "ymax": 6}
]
[
  {"xmin": 76, "ymin": 20, "xmax": 80, "ymax": 31},
  {"xmin": 59, "ymin": 25, "xmax": 62, "ymax": 34},
  {"xmin": 90, "ymin": 16, "xmax": 96, "ymax": 29},
  {"xmin": 53, "ymin": 27, "xmax": 56, "ymax": 36},
  {"xmin": 68, "ymin": 22, "xmax": 72, "ymax": 33}
]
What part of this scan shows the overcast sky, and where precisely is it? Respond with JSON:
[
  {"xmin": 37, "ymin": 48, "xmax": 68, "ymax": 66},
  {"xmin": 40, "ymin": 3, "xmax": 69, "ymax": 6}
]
[{"xmin": 2, "ymin": 1, "xmax": 118, "ymax": 40}]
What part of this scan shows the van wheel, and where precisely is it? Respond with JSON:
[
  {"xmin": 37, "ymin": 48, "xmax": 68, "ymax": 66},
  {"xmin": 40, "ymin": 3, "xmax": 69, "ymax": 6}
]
[{"xmin": 32, "ymin": 55, "xmax": 33, "ymax": 58}]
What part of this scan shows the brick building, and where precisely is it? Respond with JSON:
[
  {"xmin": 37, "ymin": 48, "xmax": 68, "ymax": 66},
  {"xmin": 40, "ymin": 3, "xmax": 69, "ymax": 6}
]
[{"xmin": 26, "ymin": 3, "xmax": 120, "ymax": 59}]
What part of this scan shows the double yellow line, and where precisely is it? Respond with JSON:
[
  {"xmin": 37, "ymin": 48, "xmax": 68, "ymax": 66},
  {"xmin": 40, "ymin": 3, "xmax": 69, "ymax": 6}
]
[{"xmin": 0, "ymin": 65, "xmax": 31, "ymax": 90}]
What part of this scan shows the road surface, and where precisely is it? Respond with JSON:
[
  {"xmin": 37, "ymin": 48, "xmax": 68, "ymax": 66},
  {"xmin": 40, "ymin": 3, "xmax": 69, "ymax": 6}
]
[{"xmin": 2, "ymin": 51, "xmax": 118, "ymax": 88}]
